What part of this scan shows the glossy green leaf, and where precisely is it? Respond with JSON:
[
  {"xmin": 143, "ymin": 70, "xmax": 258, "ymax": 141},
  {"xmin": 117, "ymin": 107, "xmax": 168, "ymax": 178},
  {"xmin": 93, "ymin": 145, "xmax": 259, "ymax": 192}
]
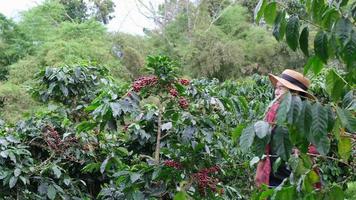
[
  {"xmin": 52, "ymin": 166, "xmax": 62, "ymax": 179},
  {"xmin": 336, "ymin": 107, "xmax": 356, "ymax": 132},
  {"xmin": 254, "ymin": 0, "xmax": 267, "ymax": 24},
  {"xmin": 271, "ymin": 126, "xmax": 292, "ymax": 161},
  {"xmin": 321, "ymin": 8, "xmax": 340, "ymax": 30},
  {"xmin": 277, "ymin": 92, "xmax": 292, "ymax": 124},
  {"xmin": 273, "ymin": 10, "xmax": 287, "ymax": 41},
  {"xmin": 338, "ymin": 137, "xmax": 352, "ymax": 161},
  {"xmin": 14, "ymin": 168, "xmax": 21, "ymax": 177},
  {"xmin": 333, "ymin": 18, "xmax": 353, "ymax": 46},
  {"xmin": 232, "ymin": 124, "xmax": 246, "ymax": 144},
  {"xmin": 286, "ymin": 15, "xmax": 300, "ymax": 51},
  {"xmin": 326, "ymin": 185, "xmax": 344, "ymax": 200},
  {"xmin": 311, "ymin": 0, "xmax": 325, "ymax": 23},
  {"xmin": 304, "ymin": 55, "xmax": 323, "ymax": 75},
  {"xmin": 130, "ymin": 172, "xmax": 141, "ymax": 183},
  {"xmin": 342, "ymin": 90, "xmax": 356, "ymax": 110},
  {"xmin": 254, "ymin": 121, "xmax": 270, "ymax": 139},
  {"xmin": 239, "ymin": 125, "xmax": 255, "ymax": 153},
  {"xmin": 326, "ymin": 69, "xmax": 346, "ymax": 102},
  {"xmin": 272, "ymin": 185, "xmax": 296, "ymax": 200},
  {"xmin": 174, "ymin": 191, "xmax": 188, "ymax": 200},
  {"xmin": 288, "ymin": 95, "xmax": 302, "ymax": 125},
  {"xmin": 299, "ymin": 26, "xmax": 309, "ymax": 57},
  {"xmin": 340, "ymin": 0, "xmax": 349, "ymax": 7},
  {"xmin": 9, "ymin": 176, "xmax": 17, "ymax": 188},
  {"xmin": 47, "ymin": 185, "xmax": 57, "ymax": 200},
  {"xmin": 341, "ymin": 30, "xmax": 356, "ymax": 68},
  {"xmin": 325, "ymin": 105, "xmax": 335, "ymax": 132},
  {"xmin": 100, "ymin": 156, "xmax": 110, "ymax": 174},
  {"xmin": 264, "ymin": 2, "xmax": 277, "ymax": 25},
  {"xmin": 314, "ymin": 30, "xmax": 329, "ymax": 63},
  {"xmin": 311, "ymin": 102, "xmax": 329, "ymax": 155}
]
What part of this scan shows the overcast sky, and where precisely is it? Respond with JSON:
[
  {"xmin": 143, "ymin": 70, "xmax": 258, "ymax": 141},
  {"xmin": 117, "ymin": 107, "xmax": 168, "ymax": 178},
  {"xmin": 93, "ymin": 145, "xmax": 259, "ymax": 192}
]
[{"xmin": 0, "ymin": 0, "xmax": 164, "ymax": 35}]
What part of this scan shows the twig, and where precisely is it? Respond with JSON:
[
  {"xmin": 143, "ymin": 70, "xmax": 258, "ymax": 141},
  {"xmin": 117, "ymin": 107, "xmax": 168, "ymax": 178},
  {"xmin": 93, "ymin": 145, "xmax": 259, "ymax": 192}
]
[
  {"xmin": 307, "ymin": 153, "xmax": 352, "ymax": 167},
  {"xmin": 139, "ymin": 154, "xmax": 154, "ymax": 161},
  {"xmin": 160, "ymin": 132, "xmax": 171, "ymax": 140}
]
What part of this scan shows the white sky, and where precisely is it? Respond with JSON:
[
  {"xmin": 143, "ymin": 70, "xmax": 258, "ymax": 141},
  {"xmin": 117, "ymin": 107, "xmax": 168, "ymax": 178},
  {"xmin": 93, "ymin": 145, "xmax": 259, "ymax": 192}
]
[{"xmin": 0, "ymin": 0, "xmax": 164, "ymax": 35}]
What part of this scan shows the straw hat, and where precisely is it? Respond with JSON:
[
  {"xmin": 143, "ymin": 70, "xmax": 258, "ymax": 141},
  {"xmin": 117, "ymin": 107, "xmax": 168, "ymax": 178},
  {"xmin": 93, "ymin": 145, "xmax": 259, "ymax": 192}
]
[{"xmin": 268, "ymin": 69, "xmax": 316, "ymax": 100}]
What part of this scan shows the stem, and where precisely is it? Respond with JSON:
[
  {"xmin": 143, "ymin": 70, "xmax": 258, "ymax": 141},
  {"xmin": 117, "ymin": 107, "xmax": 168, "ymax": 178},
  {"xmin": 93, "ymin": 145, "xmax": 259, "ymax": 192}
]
[
  {"xmin": 154, "ymin": 105, "xmax": 162, "ymax": 164},
  {"xmin": 307, "ymin": 153, "xmax": 352, "ymax": 167}
]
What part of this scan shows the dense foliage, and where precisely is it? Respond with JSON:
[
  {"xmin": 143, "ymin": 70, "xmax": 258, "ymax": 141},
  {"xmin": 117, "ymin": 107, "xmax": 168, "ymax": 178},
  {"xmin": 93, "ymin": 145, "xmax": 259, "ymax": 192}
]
[{"xmin": 0, "ymin": 0, "xmax": 355, "ymax": 199}]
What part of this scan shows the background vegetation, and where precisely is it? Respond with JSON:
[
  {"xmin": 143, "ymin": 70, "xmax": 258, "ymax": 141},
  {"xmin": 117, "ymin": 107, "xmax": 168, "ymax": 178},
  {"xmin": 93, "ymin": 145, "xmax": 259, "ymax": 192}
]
[{"xmin": 0, "ymin": 0, "xmax": 354, "ymax": 199}]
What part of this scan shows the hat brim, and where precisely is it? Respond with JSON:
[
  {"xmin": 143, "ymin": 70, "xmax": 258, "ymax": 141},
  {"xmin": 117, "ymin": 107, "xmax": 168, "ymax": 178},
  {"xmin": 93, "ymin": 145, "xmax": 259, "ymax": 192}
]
[{"xmin": 268, "ymin": 73, "xmax": 316, "ymax": 100}]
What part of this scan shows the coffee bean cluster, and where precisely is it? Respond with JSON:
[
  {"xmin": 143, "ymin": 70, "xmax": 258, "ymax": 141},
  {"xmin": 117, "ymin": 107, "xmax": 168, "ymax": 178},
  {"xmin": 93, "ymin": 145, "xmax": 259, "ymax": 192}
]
[
  {"xmin": 193, "ymin": 165, "xmax": 220, "ymax": 194},
  {"xmin": 180, "ymin": 78, "xmax": 190, "ymax": 86},
  {"xmin": 163, "ymin": 160, "xmax": 182, "ymax": 169},
  {"xmin": 132, "ymin": 76, "xmax": 158, "ymax": 92},
  {"xmin": 178, "ymin": 97, "xmax": 189, "ymax": 109}
]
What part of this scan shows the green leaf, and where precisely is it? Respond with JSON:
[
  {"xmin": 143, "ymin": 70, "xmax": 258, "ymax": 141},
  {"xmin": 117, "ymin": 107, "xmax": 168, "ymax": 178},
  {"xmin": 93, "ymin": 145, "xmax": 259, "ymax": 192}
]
[
  {"xmin": 273, "ymin": 10, "xmax": 287, "ymax": 41},
  {"xmin": 325, "ymin": 105, "xmax": 335, "ymax": 132},
  {"xmin": 338, "ymin": 137, "xmax": 351, "ymax": 161},
  {"xmin": 59, "ymin": 84, "xmax": 69, "ymax": 96},
  {"xmin": 14, "ymin": 168, "xmax": 21, "ymax": 177},
  {"xmin": 100, "ymin": 157, "xmax": 110, "ymax": 174},
  {"xmin": 314, "ymin": 30, "xmax": 329, "ymax": 63},
  {"xmin": 161, "ymin": 122, "xmax": 173, "ymax": 131},
  {"xmin": 286, "ymin": 15, "xmax": 300, "ymax": 51},
  {"xmin": 174, "ymin": 191, "xmax": 188, "ymax": 200},
  {"xmin": 326, "ymin": 69, "xmax": 346, "ymax": 102},
  {"xmin": 52, "ymin": 165, "xmax": 62, "ymax": 179},
  {"xmin": 232, "ymin": 124, "xmax": 246, "ymax": 144},
  {"xmin": 288, "ymin": 95, "xmax": 302, "ymax": 125},
  {"xmin": 336, "ymin": 107, "xmax": 356, "ymax": 132},
  {"xmin": 341, "ymin": 30, "xmax": 356, "ymax": 68},
  {"xmin": 311, "ymin": 102, "xmax": 330, "ymax": 155},
  {"xmin": 264, "ymin": 2, "xmax": 277, "ymax": 25},
  {"xmin": 9, "ymin": 176, "xmax": 17, "ymax": 188},
  {"xmin": 130, "ymin": 172, "xmax": 141, "ymax": 183},
  {"xmin": 304, "ymin": 55, "xmax": 323, "ymax": 75},
  {"xmin": 311, "ymin": 0, "xmax": 325, "ymax": 23},
  {"xmin": 239, "ymin": 125, "xmax": 255, "ymax": 153},
  {"xmin": 110, "ymin": 102, "xmax": 122, "ymax": 117},
  {"xmin": 321, "ymin": 8, "xmax": 340, "ymax": 30},
  {"xmin": 47, "ymin": 185, "xmax": 57, "ymax": 200},
  {"xmin": 277, "ymin": 92, "xmax": 292, "ymax": 124},
  {"xmin": 250, "ymin": 156, "xmax": 260, "ymax": 167},
  {"xmin": 117, "ymin": 147, "xmax": 129, "ymax": 156},
  {"xmin": 271, "ymin": 126, "xmax": 292, "ymax": 161},
  {"xmin": 272, "ymin": 185, "xmax": 296, "ymax": 200},
  {"xmin": 254, "ymin": 120, "xmax": 271, "ymax": 138},
  {"xmin": 342, "ymin": 90, "xmax": 355, "ymax": 110},
  {"xmin": 326, "ymin": 185, "xmax": 344, "ymax": 200},
  {"xmin": 299, "ymin": 26, "xmax": 309, "ymax": 57},
  {"xmin": 339, "ymin": 0, "xmax": 349, "ymax": 7},
  {"xmin": 238, "ymin": 96, "xmax": 249, "ymax": 116},
  {"xmin": 254, "ymin": 0, "xmax": 267, "ymax": 24},
  {"xmin": 272, "ymin": 157, "xmax": 281, "ymax": 174},
  {"xmin": 333, "ymin": 17, "xmax": 353, "ymax": 46}
]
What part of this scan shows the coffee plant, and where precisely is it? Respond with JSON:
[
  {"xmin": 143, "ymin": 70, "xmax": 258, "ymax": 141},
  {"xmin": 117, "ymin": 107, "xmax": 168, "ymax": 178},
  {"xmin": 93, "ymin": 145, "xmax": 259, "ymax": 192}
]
[{"xmin": 0, "ymin": 54, "xmax": 354, "ymax": 199}]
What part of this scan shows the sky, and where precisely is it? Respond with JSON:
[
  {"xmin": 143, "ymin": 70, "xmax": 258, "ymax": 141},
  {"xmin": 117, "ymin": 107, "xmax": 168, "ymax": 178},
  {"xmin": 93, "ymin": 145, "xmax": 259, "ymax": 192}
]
[{"xmin": 0, "ymin": 0, "xmax": 164, "ymax": 35}]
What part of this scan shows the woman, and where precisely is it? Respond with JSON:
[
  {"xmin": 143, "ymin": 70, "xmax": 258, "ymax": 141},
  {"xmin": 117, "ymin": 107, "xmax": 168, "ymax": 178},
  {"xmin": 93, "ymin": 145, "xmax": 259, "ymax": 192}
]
[{"xmin": 255, "ymin": 69, "xmax": 320, "ymax": 188}]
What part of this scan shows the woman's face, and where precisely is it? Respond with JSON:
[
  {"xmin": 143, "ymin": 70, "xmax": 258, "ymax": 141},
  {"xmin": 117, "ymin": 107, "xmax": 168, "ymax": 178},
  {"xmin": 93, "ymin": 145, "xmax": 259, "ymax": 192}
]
[{"xmin": 275, "ymin": 81, "xmax": 288, "ymax": 99}]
